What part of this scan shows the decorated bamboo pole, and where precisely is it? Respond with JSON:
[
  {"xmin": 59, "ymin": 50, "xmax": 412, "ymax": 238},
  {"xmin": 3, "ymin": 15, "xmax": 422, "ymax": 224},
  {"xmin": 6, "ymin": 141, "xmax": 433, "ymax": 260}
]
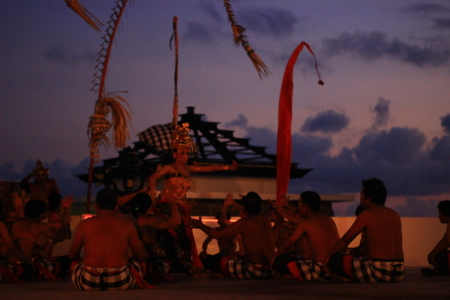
[
  {"xmin": 86, "ymin": 0, "xmax": 130, "ymax": 213},
  {"xmin": 276, "ymin": 42, "xmax": 324, "ymax": 203}
]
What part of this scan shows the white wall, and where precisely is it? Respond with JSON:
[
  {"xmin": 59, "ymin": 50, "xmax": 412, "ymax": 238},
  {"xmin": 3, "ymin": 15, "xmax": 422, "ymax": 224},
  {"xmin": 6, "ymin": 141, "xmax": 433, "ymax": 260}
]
[{"xmin": 55, "ymin": 216, "xmax": 445, "ymax": 267}]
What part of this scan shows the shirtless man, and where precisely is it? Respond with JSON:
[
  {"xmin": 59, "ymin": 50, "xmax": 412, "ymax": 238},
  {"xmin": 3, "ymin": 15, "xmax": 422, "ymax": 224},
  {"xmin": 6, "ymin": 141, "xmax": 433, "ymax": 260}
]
[
  {"xmin": 10, "ymin": 199, "xmax": 68, "ymax": 280},
  {"xmin": 272, "ymin": 191, "xmax": 340, "ymax": 281},
  {"xmin": 69, "ymin": 189, "xmax": 150, "ymax": 291},
  {"xmin": 421, "ymin": 200, "xmax": 450, "ymax": 276},
  {"xmin": 124, "ymin": 190, "xmax": 181, "ymax": 279},
  {"xmin": 0, "ymin": 220, "xmax": 34, "ymax": 282},
  {"xmin": 191, "ymin": 192, "xmax": 275, "ymax": 279},
  {"xmin": 326, "ymin": 178, "xmax": 404, "ymax": 283}
]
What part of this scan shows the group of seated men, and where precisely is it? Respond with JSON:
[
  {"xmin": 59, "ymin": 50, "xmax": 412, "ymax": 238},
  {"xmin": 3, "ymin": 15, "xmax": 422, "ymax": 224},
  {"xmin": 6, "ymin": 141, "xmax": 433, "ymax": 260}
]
[{"xmin": 1, "ymin": 177, "xmax": 450, "ymax": 290}]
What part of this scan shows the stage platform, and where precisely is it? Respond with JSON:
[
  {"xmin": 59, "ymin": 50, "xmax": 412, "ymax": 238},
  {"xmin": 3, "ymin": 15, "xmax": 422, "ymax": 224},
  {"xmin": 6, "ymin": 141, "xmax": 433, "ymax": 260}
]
[{"xmin": 2, "ymin": 267, "xmax": 449, "ymax": 299}]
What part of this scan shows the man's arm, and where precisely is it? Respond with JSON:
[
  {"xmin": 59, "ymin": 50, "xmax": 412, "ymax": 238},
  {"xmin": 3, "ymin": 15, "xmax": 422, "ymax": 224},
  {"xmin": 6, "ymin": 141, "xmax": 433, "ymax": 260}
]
[
  {"xmin": 274, "ymin": 220, "xmax": 306, "ymax": 258},
  {"xmin": 428, "ymin": 223, "xmax": 450, "ymax": 267},
  {"xmin": 192, "ymin": 218, "xmax": 242, "ymax": 239},
  {"xmin": 68, "ymin": 222, "xmax": 85, "ymax": 261},
  {"xmin": 328, "ymin": 213, "xmax": 367, "ymax": 257},
  {"xmin": 128, "ymin": 223, "xmax": 149, "ymax": 261},
  {"xmin": 141, "ymin": 190, "xmax": 181, "ymax": 230}
]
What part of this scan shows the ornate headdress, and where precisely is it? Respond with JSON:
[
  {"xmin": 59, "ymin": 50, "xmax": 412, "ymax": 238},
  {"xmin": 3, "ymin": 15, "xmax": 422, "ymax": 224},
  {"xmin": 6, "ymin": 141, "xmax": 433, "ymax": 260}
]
[
  {"xmin": 171, "ymin": 123, "xmax": 193, "ymax": 150},
  {"xmin": 33, "ymin": 159, "xmax": 49, "ymax": 175}
]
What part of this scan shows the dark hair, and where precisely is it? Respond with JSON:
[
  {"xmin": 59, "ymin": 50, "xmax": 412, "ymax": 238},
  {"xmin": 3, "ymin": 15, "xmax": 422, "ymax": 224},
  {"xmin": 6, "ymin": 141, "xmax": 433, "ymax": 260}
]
[
  {"xmin": 24, "ymin": 200, "xmax": 47, "ymax": 219},
  {"xmin": 354, "ymin": 204, "xmax": 365, "ymax": 216},
  {"xmin": 361, "ymin": 178, "xmax": 387, "ymax": 204},
  {"xmin": 128, "ymin": 193, "xmax": 152, "ymax": 219},
  {"xmin": 300, "ymin": 191, "xmax": 321, "ymax": 212},
  {"xmin": 47, "ymin": 193, "xmax": 62, "ymax": 212},
  {"xmin": 437, "ymin": 200, "xmax": 450, "ymax": 217},
  {"xmin": 242, "ymin": 192, "xmax": 262, "ymax": 215},
  {"xmin": 95, "ymin": 189, "xmax": 118, "ymax": 210}
]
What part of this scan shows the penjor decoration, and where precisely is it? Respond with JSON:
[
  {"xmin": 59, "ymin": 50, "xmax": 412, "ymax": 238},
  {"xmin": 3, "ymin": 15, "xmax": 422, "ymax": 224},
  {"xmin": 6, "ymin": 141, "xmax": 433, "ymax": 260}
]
[
  {"xmin": 86, "ymin": 0, "xmax": 131, "ymax": 212},
  {"xmin": 276, "ymin": 42, "xmax": 324, "ymax": 203}
]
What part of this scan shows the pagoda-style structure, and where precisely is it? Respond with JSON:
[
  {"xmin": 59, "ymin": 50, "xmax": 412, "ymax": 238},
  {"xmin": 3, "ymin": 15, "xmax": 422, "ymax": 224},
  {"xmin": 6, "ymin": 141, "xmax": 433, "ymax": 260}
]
[{"xmin": 77, "ymin": 107, "xmax": 352, "ymax": 216}]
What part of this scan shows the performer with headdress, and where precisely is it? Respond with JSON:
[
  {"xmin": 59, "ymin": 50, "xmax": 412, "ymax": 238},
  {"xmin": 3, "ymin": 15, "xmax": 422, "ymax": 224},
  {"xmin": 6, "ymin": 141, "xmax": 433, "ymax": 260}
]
[
  {"xmin": 144, "ymin": 123, "xmax": 237, "ymax": 277},
  {"xmin": 20, "ymin": 159, "xmax": 61, "ymax": 204}
]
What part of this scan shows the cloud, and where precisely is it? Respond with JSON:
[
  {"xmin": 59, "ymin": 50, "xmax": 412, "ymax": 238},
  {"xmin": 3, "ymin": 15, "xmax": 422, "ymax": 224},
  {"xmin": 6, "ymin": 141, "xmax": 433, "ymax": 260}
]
[
  {"xmin": 301, "ymin": 110, "xmax": 349, "ymax": 133},
  {"xmin": 440, "ymin": 113, "xmax": 450, "ymax": 133},
  {"xmin": 434, "ymin": 18, "xmax": 450, "ymax": 30},
  {"xmin": 370, "ymin": 97, "xmax": 390, "ymax": 131},
  {"xmin": 240, "ymin": 7, "xmax": 298, "ymax": 39},
  {"xmin": 400, "ymin": 3, "xmax": 450, "ymax": 14},
  {"xmin": 183, "ymin": 21, "xmax": 217, "ymax": 45},
  {"xmin": 322, "ymin": 31, "xmax": 450, "ymax": 67},
  {"xmin": 199, "ymin": 1, "xmax": 224, "ymax": 22},
  {"xmin": 44, "ymin": 45, "xmax": 96, "ymax": 65}
]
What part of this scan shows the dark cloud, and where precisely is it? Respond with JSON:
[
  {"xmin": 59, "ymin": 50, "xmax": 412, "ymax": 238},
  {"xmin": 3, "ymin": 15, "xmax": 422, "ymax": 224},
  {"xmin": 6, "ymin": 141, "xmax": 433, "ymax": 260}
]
[
  {"xmin": 183, "ymin": 21, "xmax": 216, "ymax": 45},
  {"xmin": 240, "ymin": 7, "xmax": 298, "ymax": 39},
  {"xmin": 371, "ymin": 97, "xmax": 390, "ymax": 131},
  {"xmin": 401, "ymin": 3, "xmax": 450, "ymax": 14},
  {"xmin": 354, "ymin": 127, "xmax": 426, "ymax": 165},
  {"xmin": 199, "ymin": 1, "xmax": 224, "ymax": 22},
  {"xmin": 441, "ymin": 114, "xmax": 450, "ymax": 133},
  {"xmin": 434, "ymin": 18, "xmax": 450, "ymax": 30},
  {"xmin": 301, "ymin": 110, "xmax": 349, "ymax": 133},
  {"xmin": 44, "ymin": 45, "xmax": 96, "ymax": 65},
  {"xmin": 322, "ymin": 31, "xmax": 450, "ymax": 67},
  {"xmin": 429, "ymin": 135, "xmax": 450, "ymax": 161}
]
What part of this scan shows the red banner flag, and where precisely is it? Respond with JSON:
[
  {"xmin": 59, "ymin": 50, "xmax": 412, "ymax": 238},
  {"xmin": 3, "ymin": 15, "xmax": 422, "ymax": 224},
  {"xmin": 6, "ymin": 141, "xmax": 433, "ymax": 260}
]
[{"xmin": 276, "ymin": 42, "xmax": 323, "ymax": 203}]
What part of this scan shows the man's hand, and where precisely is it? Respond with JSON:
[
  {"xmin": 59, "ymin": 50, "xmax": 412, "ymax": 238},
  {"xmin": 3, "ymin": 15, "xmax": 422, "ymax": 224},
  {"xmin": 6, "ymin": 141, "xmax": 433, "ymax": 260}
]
[
  {"xmin": 224, "ymin": 193, "xmax": 235, "ymax": 207},
  {"xmin": 190, "ymin": 218, "xmax": 203, "ymax": 228},
  {"xmin": 62, "ymin": 195, "xmax": 74, "ymax": 209}
]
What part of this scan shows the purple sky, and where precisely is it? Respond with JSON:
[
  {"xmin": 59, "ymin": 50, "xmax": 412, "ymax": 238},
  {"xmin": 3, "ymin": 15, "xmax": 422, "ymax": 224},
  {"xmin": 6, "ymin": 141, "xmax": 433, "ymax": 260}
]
[{"xmin": 1, "ymin": 1, "xmax": 450, "ymax": 216}]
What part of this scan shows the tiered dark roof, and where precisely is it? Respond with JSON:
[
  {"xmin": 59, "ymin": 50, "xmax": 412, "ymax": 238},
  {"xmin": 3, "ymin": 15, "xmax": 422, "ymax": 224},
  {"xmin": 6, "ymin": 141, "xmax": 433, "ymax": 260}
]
[{"xmin": 76, "ymin": 107, "xmax": 312, "ymax": 186}]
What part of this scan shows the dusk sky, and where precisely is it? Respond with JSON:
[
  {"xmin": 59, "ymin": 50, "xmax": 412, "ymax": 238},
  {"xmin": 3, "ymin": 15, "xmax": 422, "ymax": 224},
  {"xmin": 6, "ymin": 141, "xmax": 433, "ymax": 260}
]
[{"xmin": 1, "ymin": 0, "xmax": 450, "ymax": 216}]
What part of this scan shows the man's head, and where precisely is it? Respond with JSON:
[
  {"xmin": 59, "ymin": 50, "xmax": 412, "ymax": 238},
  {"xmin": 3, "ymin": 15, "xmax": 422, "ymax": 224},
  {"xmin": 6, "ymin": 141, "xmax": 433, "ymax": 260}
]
[
  {"xmin": 242, "ymin": 192, "xmax": 262, "ymax": 215},
  {"xmin": 360, "ymin": 178, "xmax": 387, "ymax": 205},
  {"xmin": 299, "ymin": 191, "xmax": 321, "ymax": 214},
  {"xmin": 95, "ymin": 189, "xmax": 118, "ymax": 211},
  {"xmin": 24, "ymin": 200, "xmax": 47, "ymax": 219},
  {"xmin": 47, "ymin": 193, "xmax": 62, "ymax": 212},
  {"xmin": 128, "ymin": 193, "xmax": 152, "ymax": 218},
  {"xmin": 437, "ymin": 200, "xmax": 450, "ymax": 223}
]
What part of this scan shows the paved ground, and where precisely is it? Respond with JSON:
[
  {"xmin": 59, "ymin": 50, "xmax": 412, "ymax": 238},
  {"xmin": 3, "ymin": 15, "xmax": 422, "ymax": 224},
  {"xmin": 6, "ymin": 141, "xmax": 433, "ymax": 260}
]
[{"xmin": 2, "ymin": 267, "xmax": 449, "ymax": 300}]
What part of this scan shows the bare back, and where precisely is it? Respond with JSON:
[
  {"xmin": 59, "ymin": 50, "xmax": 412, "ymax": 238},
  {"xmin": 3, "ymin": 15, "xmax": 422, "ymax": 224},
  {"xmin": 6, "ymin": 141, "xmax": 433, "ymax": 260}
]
[
  {"xmin": 302, "ymin": 215, "xmax": 340, "ymax": 263},
  {"xmin": 230, "ymin": 214, "xmax": 275, "ymax": 265},
  {"xmin": 69, "ymin": 213, "xmax": 147, "ymax": 268},
  {"xmin": 360, "ymin": 206, "xmax": 403, "ymax": 260},
  {"xmin": 11, "ymin": 219, "xmax": 49, "ymax": 259}
]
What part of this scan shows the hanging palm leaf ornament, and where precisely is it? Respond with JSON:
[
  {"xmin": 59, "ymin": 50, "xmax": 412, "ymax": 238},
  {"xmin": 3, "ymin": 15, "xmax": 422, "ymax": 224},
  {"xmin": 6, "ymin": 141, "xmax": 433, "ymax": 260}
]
[
  {"xmin": 86, "ymin": 0, "xmax": 132, "ymax": 212},
  {"xmin": 64, "ymin": 0, "xmax": 103, "ymax": 31},
  {"xmin": 223, "ymin": 0, "xmax": 270, "ymax": 79}
]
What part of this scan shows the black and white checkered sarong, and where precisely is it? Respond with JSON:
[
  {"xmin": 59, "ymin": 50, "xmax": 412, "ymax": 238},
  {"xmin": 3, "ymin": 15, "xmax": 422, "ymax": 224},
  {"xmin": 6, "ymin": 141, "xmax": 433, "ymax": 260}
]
[
  {"xmin": 287, "ymin": 258, "xmax": 331, "ymax": 281},
  {"xmin": 350, "ymin": 257, "xmax": 404, "ymax": 283},
  {"xmin": 71, "ymin": 260, "xmax": 146, "ymax": 291},
  {"xmin": 224, "ymin": 256, "xmax": 272, "ymax": 280}
]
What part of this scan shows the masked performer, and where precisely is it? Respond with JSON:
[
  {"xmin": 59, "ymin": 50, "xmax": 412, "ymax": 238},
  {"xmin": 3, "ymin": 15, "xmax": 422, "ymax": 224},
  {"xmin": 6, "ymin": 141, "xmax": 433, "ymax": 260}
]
[{"xmin": 20, "ymin": 160, "xmax": 60, "ymax": 204}]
